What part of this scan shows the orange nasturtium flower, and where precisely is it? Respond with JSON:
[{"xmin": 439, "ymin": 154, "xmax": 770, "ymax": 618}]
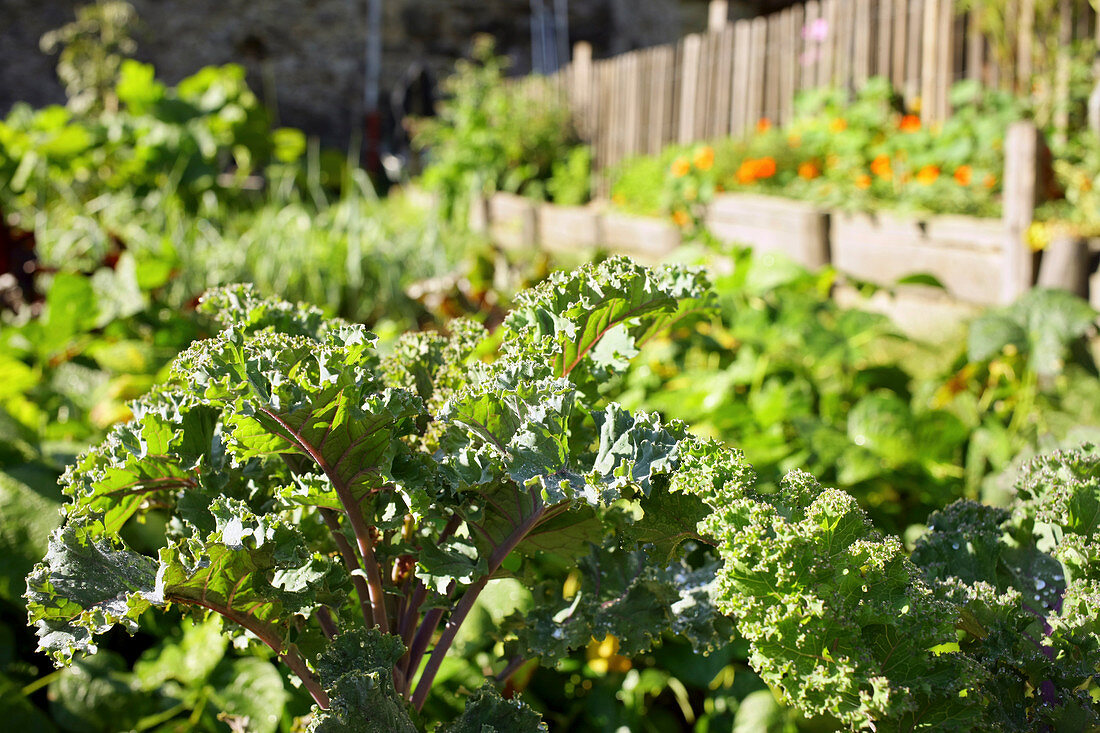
[
  {"xmin": 983, "ymin": 173, "xmax": 997, "ymax": 189},
  {"xmin": 737, "ymin": 160, "xmax": 758, "ymax": 184},
  {"xmin": 829, "ymin": 118, "xmax": 848, "ymax": 133},
  {"xmin": 916, "ymin": 165, "xmax": 940, "ymax": 185},
  {"xmin": 899, "ymin": 114, "xmax": 921, "ymax": 132},
  {"xmin": 756, "ymin": 157, "xmax": 777, "ymax": 179},
  {"xmin": 870, "ymin": 154, "xmax": 893, "ymax": 179},
  {"xmin": 855, "ymin": 173, "xmax": 872, "ymax": 190},
  {"xmin": 670, "ymin": 157, "xmax": 691, "ymax": 178},
  {"xmin": 798, "ymin": 161, "xmax": 820, "ymax": 180},
  {"xmin": 757, "ymin": 118, "xmax": 772, "ymax": 133},
  {"xmin": 953, "ymin": 165, "xmax": 972, "ymax": 186},
  {"xmin": 693, "ymin": 145, "xmax": 715, "ymax": 171},
  {"xmin": 671, "ymin": 209, "xmax": 691, "ymax": 227}
]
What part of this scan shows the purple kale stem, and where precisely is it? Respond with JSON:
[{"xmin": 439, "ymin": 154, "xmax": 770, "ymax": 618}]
[
  {"xmin": 320, "ymin": 508, "xmax": 376, "ymax": 629},
  {"xmin": 260, "ymin": 407, "xmax": 390, "ymax": 633},
  {"xmin": 410, "ymin": 501, "xmax": 548, "ymax": 710},
  {"xmin": 317, "ymin": 606, "xmax": 339, "ymax": 640}
]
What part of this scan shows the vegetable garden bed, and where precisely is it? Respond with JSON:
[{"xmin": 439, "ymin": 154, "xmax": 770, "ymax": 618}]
[
  {"xmin": 830, "ymin": 211, "xmax": 1016, "ymax": 306},
  {"xmin": 704, "ymin": 192, "xmax": 829, "ymax": 269}
]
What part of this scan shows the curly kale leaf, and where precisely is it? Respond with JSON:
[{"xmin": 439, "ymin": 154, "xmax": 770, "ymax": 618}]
[
  {"xmin": 684, "ymin": 450, "xmax": 979, "ymax": 730},
  {"xmin": 27, "ymin": 497, "xmax": 334, "ymax": 665},
  {"xmin": 510, "ymin": 541, "xmax": 732, "ymax": 663},
  {"xmin": 502, "ymin": 256, "xmax": 713, "ymax": 382},
  {"xmin": 308, "ymin": 628, "xmax": 416, "ymax": 733},
  {"xmin": 440, "ymin": 685, "xmax": 547, "ymax": 733}
]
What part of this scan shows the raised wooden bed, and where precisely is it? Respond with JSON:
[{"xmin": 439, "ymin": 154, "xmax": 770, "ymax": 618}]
[
  {"xmin": 830, "ymin": 211, "xmax": 1019, "ymax": 306},
  {"xmin": 705, "ymin": 193, "xmax": 829, "ymax": 269},
  {"xmin": 486, "ymin": 192, "xmax": 538, "ymax": 251},
  {"xmin": 537, "ymin": 203, "xmax": 602, "ymax": 253},
  {"xmin": 599, "ymin": 211, "xmax": 682, "ymax": 264}
]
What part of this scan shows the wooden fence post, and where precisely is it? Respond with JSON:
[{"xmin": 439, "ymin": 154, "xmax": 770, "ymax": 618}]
[
  {"xmin": 1089, "ymin": 54, "xmax": 1100, "ymax": 137},
  {"xmin": 709, "ymin": 0, "xmax": 729, "ymax": 32},
  {"xmin": 571, "ymin": 42, "xmax": 593, "ymax": 140},
  {"xmin": 1001, "ymin": 121, "xmax": 1041, "ymax": 304}
]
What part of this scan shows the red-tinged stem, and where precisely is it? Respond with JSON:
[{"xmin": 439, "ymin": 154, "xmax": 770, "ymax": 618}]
[
  {"xmin": 321, "ymin": 509, "xmax": 376, "ymax": 629},
  {"xmin": 182, "ymin": 597, "xmax": 329, "ymax": 708},
  {"xmin": 410, "ymin": 504, "xmax": 547, "ymax": 710},
  {"xmin": 260, "ymin": 407, "xmax": 390, "ymax": 634},
  {"xmin": 345, "ymin": 506, "xmax": 390, "ymax": 633},
  {"xmin": 496, "ymin": 655, "xmax": 526, "ymax": 683},
  {"xmin": 317, "ymin": 606, "xmax": 339, "ymax": 640},
  {"xmin": 403, "ymin": 604, "xmax": 447, "ymax": 697}
]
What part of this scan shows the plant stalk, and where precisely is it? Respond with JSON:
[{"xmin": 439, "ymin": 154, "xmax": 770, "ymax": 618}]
[{"xmin": 410, "ymin": 503, "xmax": 547, "ymax": 709}]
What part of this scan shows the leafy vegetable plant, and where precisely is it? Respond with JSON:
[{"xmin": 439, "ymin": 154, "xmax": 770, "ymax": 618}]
[{"xmin": 25, "ymin": 258, "xmax": 1100, "ymax": 730}]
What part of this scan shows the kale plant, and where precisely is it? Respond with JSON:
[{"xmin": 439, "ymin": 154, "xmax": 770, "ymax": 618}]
[{"xmin": 25, "ymin": 257, "xmax": 1100, "ymax": 730}]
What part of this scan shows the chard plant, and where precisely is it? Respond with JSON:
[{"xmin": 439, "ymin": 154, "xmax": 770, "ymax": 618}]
[{"xmin": 26, "ymin": 257, "xmax": 1100, "ymax": 730}]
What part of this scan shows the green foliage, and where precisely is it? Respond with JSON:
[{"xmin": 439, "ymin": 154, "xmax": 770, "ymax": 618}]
[
  {"xmin": 39, "ymin": 0, "xmax": 138, "ymax": 115},
  {"xmin": 612, "ymin": 77, "xmax": 1024, "ymax": 220},
  {"xmin": 414, "ymin": 36, "xmax": 589, "ymax": 217},
  {"xmin": 24, "ymin": 259, "xmax": 1100, "ymax": 731},
  {"xmin": 614, "ymin": 248, "xmax": 1100, "ymax": 533}
]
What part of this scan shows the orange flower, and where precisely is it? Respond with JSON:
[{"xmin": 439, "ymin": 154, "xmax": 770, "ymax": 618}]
[
  {"xmin": 870, "ymin": 154, "xmax": 893, "ymax": 179},
  {"xmin": 983, "ymin": 173, "xmax": 997, "ymax": 189},
  {"xmin": 755, "ymin": 157, "xmax": 777, "ymax": 179},
  {"xmin": 693, "ymin": 146, "xmax": 715, "ymax": 171},
  {"xmin": 670, "ymin": 157, "xmax": 691, "ymax": 178},
  {"xmin": 757, "ymin": 118, "xmax": 772, "ymax": 133},
  {"xmin": 798, "ymin": 161, "xmax": 820, "ymax": 180},
  {"xmin": 671, "ymin": 209, "xmax": 691, "ymax": 227},
  {"xmin": 829, "ymin": 118, "xmax": 848, "ymax": 133},
  {"xmin": 855, "ymin": 173, "xmax": 872, "ymax": 190},
  {"xmin": 953, "ymin": 165, "xmax": 972, "ymax": 186},
  {"xmin": 916, "ymin": 165, "xmax": 940, "ymax": 185},
  {"xmin": 737, "ymin": 160, "xmax": 757, "ymax": 184},
  {"xmin": 899, "ymin": 114, "xmax": 921, "ymax": 132}
]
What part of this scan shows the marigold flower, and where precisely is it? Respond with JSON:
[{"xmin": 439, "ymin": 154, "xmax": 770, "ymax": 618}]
[
  {"xmin": 693, "ymin": 146, "xmax": 715, "ymax": 171},
  {"xmin": 829, "ymin": 118, "xmax": 848, "ymax": 133},
  {"xmin": 670, "ymin": 157, "xmax": 691, "ymax": 178},
  {"xmin": 855, "ymin": 173, "xmax": 872, "ymax": 190},
  {"xmin": 899, "ymin": 114, "xmax": 921, "ymax": 133},
  {"xmin": 870, "ymin": 154, "xmax": 892, "ymax": 178},
  {"xmin": 757, "ymin": 118, "xmax": 772, "ymax": 133},
  {"xmin": 672, "ymin": 209, "xmax": 691, "ymax": 227},
  {"xmin": 737, "ymin": 160, "xmax": 758, "ymax": 184},
  {"xmin": 755, "ymin": 157, "xmax": 777, "ymax": 179},
  {"xmin": 798, "ymin": 161, "xmax": 820, "ymax": 180},
  {"xmin": 953, "ymin": 165, "xmax": 972, "ymax": 186},
  {"xmin": 916, "ymin": 165, "xmax": 940, "ymax": 185}
]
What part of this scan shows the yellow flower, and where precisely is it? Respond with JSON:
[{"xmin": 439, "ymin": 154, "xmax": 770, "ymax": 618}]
[
  {"xmin": 670, "ymin": 157, "xmax": 691, "ymax": 178},
  {"xmin": 693, "ymin": 146, "xmax": 715, "ymax": 171},
  {"xmin": 916, "ymin": 165, "xmax": 940, "ymax": 185},
  {"xmin": 829, "ymin": 118, "xmax": 848, "ymax": 133},
  {"xmin": 855, "ymin": 173, "xmax": 872, "ymax": 190}
]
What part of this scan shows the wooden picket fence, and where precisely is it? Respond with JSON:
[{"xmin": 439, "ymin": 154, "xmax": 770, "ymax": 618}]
[{"xmin": 529, "ymin": 0, "xmax": 1100, "ymax": 176}]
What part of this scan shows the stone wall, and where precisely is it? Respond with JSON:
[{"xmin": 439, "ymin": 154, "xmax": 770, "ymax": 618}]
[{"xmin": 1, "ymin": 0, "xmax": 771, "ymax": 146}]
